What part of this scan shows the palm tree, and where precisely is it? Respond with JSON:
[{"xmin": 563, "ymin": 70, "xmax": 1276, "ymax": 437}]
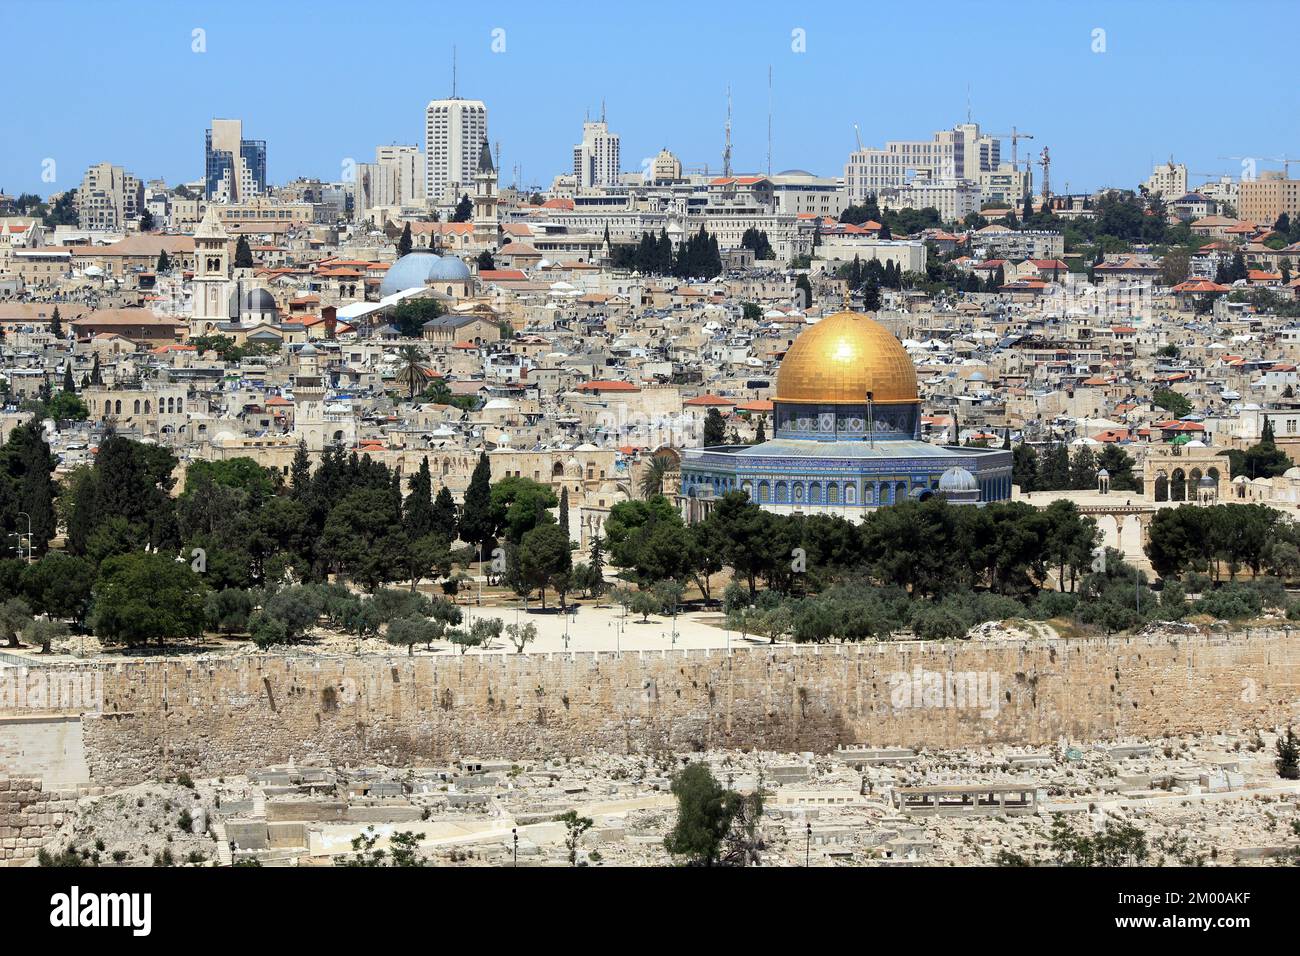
[
  {"xmin": 639, "ymin": 456, "xmax": 670, "ymax": 500},
  {"xmin": 396, "ymin": 345, "xmax": 428, "ymax": 399}
]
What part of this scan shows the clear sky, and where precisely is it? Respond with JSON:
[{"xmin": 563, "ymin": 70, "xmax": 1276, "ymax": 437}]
[{"xmin": 6, "ymin": 0, "xmax": 1298, "ymax": 199}]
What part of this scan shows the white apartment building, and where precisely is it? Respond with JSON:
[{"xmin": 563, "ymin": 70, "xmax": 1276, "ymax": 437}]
[
  {"xmin": 1197, "ymin": 175, "xmax": 1239, "ymax": 212},
  {"xmin": 878, "ymin": 178, "xmax": 981, "ymax": 223},
  {"xmin": 770, "ymin": 171, "xmax": 846, "ymax": 218},
  {"xmin": 425, "ymin": 98, "xmax": 487, "ymax": 202},
  {"xmin": 77, "ymin": 163, "xmax": 144, "ymax": 231},
  {"xmin": 1144, "ymin": 160, "xmax": 1188, "ymax": 200},
  {"xmin": 573, "ymin": 119, "xmax": 621, "ymax": 189}
]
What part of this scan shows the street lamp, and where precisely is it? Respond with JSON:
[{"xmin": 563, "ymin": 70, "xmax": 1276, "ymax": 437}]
[
  {"xmin": 15, "ymin": 512, "xmax": 31, "ymax": 564},
  {"xmin": 512, "ymin": 827, "xmax": 518, "ymax": 867},
  {"xmin": 805, "ymin": 822, "xmax": 812, "ymax": 867}
]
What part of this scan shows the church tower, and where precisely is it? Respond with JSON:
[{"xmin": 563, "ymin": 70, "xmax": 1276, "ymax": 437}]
[
  {"xmin": 191, "ymin": 205, "xmax": 232, "ymax": 334},
  {"xmin": 472, "ymin": 137, "xmax": 498, "ymax": 249}
]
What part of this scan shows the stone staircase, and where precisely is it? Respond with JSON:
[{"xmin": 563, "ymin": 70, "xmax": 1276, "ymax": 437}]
[{"xmin": 212, "ymin": 823, "xmax": 233, "ymax": 866}]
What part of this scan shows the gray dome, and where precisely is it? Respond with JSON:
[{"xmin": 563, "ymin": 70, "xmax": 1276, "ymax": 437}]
[
  {"xmin": 428, "ymin": 256, "xmax": 471, "ymax": 281},
  {"xmin": 380, "ymin": 252, "xmax": 444, "ymax": 297},
  {"xmin": 244, "ymin": 287, "xmax": 277, "ymax": 312},
  {"xmin": 938, "ymin": 466, "xmax": 978, "ymax": 493}
]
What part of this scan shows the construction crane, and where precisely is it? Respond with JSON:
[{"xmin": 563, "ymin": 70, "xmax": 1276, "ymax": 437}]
[
  {"xmin": 853, "ymin": 123, "xmax": 864, "ymax": 151},
  {"xmin": 1220, "ymin": 155, "xmax": 1299, "ymax": 177},
  {"xmin": 987, "ymin": 127, "xmax": 1034, "ymax": 169}
]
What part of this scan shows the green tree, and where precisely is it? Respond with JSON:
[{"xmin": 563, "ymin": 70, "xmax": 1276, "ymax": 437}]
[
  {"xmin": 702, "ymin": 408, "xmax": 726, "ymax": 447},
  {"xmin": 1277, "ymin": 727, "xmax": 1300, "ymax": 780},
  {"xmin": 91, "ymin": 553, "xmax": 206, "ymax": 647},
  {"xmin": 396, "ymin": 222, "xmax": 413, "ymax": 257},
  {"xmin": 385, "ymin": 614, "xmax": 440, "ymax": 656},
  {"xmin": 559, "ymin": 810, "xmax": 594, "ymax": 865},
  {"xmin": 664, "ymin": 763, "xmax": 741, "ymax": 867},
  {"xmin": 514, "ymin": 522, "xmax": 572, "ymax": 607},
  {"xmin": 458, "ymin": 453, "xmax": 494, "ymax": 550},
  {"xmin": 234, "ymin": 235, "xmax": 254, "ymax": 268},
  {"xmin": 21, "ymin": 553, "xmax": 94, "ymax": 626}
]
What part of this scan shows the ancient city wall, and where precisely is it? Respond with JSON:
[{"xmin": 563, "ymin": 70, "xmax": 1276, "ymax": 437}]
[
  {"xmin": 30, "ymin": 629, "xmax": 1295, "ymax": 787},
  {"xmin": 0, "ymin": 776, "xmax": 76, "ymax": 865}
]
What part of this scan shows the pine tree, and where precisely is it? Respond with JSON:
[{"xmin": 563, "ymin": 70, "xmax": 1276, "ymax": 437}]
[
  {"xmin": 754, "ymin": 416, "xmax": 767, "ymax": 444},
  {"xmin": 50, "ymin": 307, "xmax": 62, "ymax": 338},
  {"xmin": 156, "ymin": 249, "xmax": 171, "ymax": 273}
]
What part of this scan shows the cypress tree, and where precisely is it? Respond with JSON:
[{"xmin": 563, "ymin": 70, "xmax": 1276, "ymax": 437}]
[
  {"xmin": 62, "ymin": 361, "xmax": 74, "ymax": 393},
  {"xmin": 234, "ymin": 235, "xmax": 254, "ymax": 268},
  {"xmin": 397, "ymin": 222, "xmax": 413, "ymax": 257},
  {"xmin": 558, "ymin": 485, "xmax": 569, "ymax": 539},
  {"xmin": 588, "ymin": 534, "xmax": 606, "ymax": 599},
  {"xmin": 432, "ymin": 485, "xmax": 458, "ymax": 542},
  {"xmin": 459, "ymin": 451, "xmax": 494, "ymax": 550},
  {"xmin": 90, "ymin": 352, "xmax": 102, "ymax": 386},
  {"xmin": 289, "ymin": 440, "xmax": 312, "ymax": 499},
  {"xmin": 404, "ymin": 456, "xmax": 434, "ymax": 540},
  {"xmin": 50, "ymin": 306, "xmax": 62, "ymax": 338}
]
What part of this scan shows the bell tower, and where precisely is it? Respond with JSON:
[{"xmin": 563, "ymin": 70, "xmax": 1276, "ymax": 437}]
[
  {"xmin": 472, "ymin": 137, "xmax": 498, "ymax": 248},
  {"xmin": 191, "ymin": 205, "xmax": 231, "ymax": 333}
]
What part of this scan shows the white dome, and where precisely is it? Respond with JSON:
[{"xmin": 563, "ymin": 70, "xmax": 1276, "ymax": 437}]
[{"xmin": 938, "ymin": 466, "xmax": 978, "ymax": 493}]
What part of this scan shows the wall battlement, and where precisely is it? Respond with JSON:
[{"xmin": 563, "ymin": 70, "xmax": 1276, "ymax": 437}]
[{"xmin": 3, "ymin": 630, "xmax": 1298, "ymax": 788}]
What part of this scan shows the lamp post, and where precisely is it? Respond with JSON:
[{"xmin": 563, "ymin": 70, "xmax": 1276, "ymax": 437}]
[
  {"xmin": 16, "ymin": 512, "xmax": 31, "ymax": 564},
  {"xmin": 805, "ymin": 822, "xmax": 812, "ymax": 867},
  {"xmin": 512, "ymin": 827, "xmax": 518, "ymax": 867}
]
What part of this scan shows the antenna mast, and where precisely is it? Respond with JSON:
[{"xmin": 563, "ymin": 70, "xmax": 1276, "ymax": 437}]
[
  {"xmin": 722, "ymin": 86, "xmax": 733, "ymax": 178},
  {"xmin": 451, "ymin": 45, "xmax": 457, "ymax": 97},
  {"xmin": 767, "ymin": 66, "xmax": 773, "ymax": 177}
]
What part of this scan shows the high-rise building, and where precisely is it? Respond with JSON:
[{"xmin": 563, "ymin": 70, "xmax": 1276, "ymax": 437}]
[
  {"xmin": 355, "ymin": 145, "xmax": 426, "ymax": 224},
  {"xmin": 1239, "ymin": 170, "xmax": 1300, "ymax": 226},
  {"xmin": 572, "ymin": 117, "xmax": 620, "ymax": 189},
  {"xmin": 1144, "ymin": 159, "xmax": 1188, "ymax": 200},
  {"xmin": 76, "ymin": 162, "xmax": 144, "ymax": 231},
  {"xmin": 844, "ymin": 123, "xmax": 1001, "ymax": 206},
  {"xmin": 205, "ymin": 119, "xmax": 266, "ymax": 202},
  {"xmin": 424, "ymin": 98, "xmax": 487, "ymax": 202}
]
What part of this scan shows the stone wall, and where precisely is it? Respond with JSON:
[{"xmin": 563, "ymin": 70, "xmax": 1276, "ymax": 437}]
[
  {"xmin": 47, "ymin": 629, "xmax": 1300, "ymax": 787},
  {"xmin": 0, "ymin": 776, "xmax": 76, "ymax": 865}
]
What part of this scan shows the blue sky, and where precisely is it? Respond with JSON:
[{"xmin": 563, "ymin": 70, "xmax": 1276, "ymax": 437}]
[{"xmin": 5, "ymin": 0, "xmax": 1298, "ymax": 199}]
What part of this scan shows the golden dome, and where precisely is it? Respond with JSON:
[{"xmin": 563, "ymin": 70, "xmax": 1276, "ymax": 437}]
[{"xmin": 774, "ymin": 311, "xmax": 919, "ymax": 405}]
